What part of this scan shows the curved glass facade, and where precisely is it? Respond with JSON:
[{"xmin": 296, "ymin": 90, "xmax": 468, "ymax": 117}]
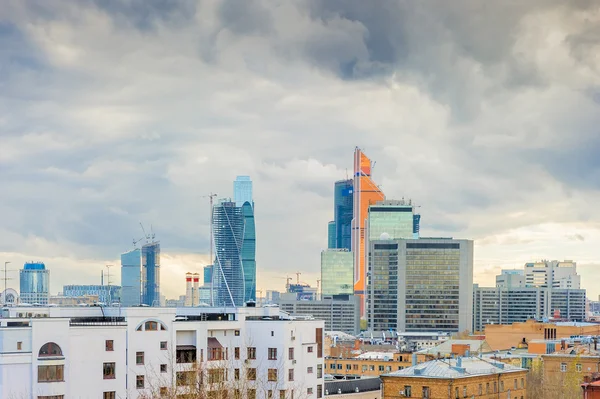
[
  {"xmin": 20, "ymin": 262, "xmax": 49, "ymax": 305},
  {"xmin": 241, "ymin": 201, "xmax": 256, "ymax": 302},
  {"xmin": 334, "ymin": 179, "xmax": 353, "ymax": 251},
  {"xmin": 121, "ymin": 249, "xmax": 141, "ymax": 307},
  {"xmin": 142, "ymin": 242, "xmax": 160, "ymax": 306}
]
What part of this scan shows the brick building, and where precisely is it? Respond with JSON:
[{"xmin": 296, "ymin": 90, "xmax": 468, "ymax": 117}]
[{"xmin": 381, "ymin": 357, "xmax": 527, "ymax": 399}]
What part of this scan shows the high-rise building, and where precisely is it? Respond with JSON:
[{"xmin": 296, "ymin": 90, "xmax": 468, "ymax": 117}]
[
  {"xmin": 212, "ymin": 200, "xmax": 245, "ymax": 307},
  {"xmin": 327, "ymin": 221, "xmax": 336, "ymax": 249},
  {"xmin": 321, "ymin": 249, "xmax": 354, "ymax": 296},
  {"xmin": 141, "ymin": 242, "xmax": 160, "ymax": 306},
  {"xmin": 351, "ymin": 148, "xmax": 385, "ymax": 317},
  {"xmin": 19, "ymin": 262, "xmax": 49, "ymax": 305},
  {"xmin": 367, "ymin": 238, "xmax": 474, "ymax": 333},
  {"xmin": 240, "ymin": 200, "xmax": 256, "ymax": 302},
  {"xmin": 120, "ymin": 248, "xmax": 141, "ymax": 307},
  {"xmin": 367, "ymin": 200, "xmax": 419, "ymax": 241},
  {"xmin": 203, "ymin": 265, "xmax": 213, "ymax": 285},
  {"xmin": 334, "ymin": 179, "xmax": 353, "ymax": 250},
  {"xmin": 63, "ymin": 285, "xmax": 121, "ymax": 304},
  {"xmin": 524, "ymin": 260, "xmax": 580, "ymax": 289},
  {"xmin": 496, "ymin": 269, "xmax": 525, "ymax": 288},
  {"xmin": 233, "ymin": 175, "xmax": 253, "ymax": 206}
]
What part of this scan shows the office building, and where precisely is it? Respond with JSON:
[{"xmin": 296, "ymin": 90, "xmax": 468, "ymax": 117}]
[
  {"xmin": 352, "ymin": 148, "xmax": 385, "ymax": 318},
  {"xmin": 212, "ymin": 200, "xmax": 245, "ymax": 307},
  {"xmin": 233, "ymin": 175, "xmax": 252, "ymax": 206},
  {"xmin": 278, "ymin": 294, "xmax": 361, "ymax": 335},
  {"xmin": 367, "ymin": 238, "xmax": 474, "ymax": 333},
  {"xmin": 203, "ymin": 265, "xmax": 213, "ymax": 285},
  {"xmin": 367, "ymin": 200, "xmax": 419, "ymax": 242},
  {"xmin": 321, "ymin": 249, "xmax": 354, "ymax": 296},
  {"xmin": 496, "ymin": 269, "xmax": 525, "ymax": 288},
  {"xmin": 142, "ymin": 242, "xmax": 160, "ymax": 306},
  {"xmin": 240, "ymin": 200, "xmax": 256, "ymax": 302},
  {"xmin": 327, "ymin": 221, "xmax": 336, "ymax": 249},
  {"xmin": 334, "ymin": 179, "xmax": 353, "ymax": 251},
  {"xmin": 63, "ymin": 285, "xmax": 121, "ymax": 305},
  {"xmin": 525, "ymin": 259, "xmax": 580, "ymax": 289},
  {"xmin": 0, "ymin": 305, "xmax": 325, "ymax": 399},
  {"xmin": 19, "ymin": 262, "xmax": 49, "ymax": 305},
  {"xmin": 120, "ymin": 248, "xmax": 141, "ymax": 307}
]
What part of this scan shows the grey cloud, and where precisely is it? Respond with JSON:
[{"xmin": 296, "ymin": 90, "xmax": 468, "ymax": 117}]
[
  {"xmin": 91, "ymin": 0, "xmax": 198, "ymax": 31},
  {"xmin": 218, "ymin": 0, "xmax": 273, "ymax": 36}
]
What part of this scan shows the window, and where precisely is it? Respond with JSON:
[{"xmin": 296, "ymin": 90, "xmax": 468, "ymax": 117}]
[
  {"xmin": 577, "ymin": 363, "xmax": 582, "ymax": 372},
  {"xmin": 160, "ymin": 364, "xmax": 167, "ymax": 373},
  {"xmin": 378, "ymin": 365, "xmax": 384, "ymax": 371},
  {"xmin": 455, "ymin": 387, "xmax": 459, "ymax": 399},
  {"xmin": 17, "ymin": 341, "xmax": 22, "ymax": 350},
  {"xmin": 38, "ymin": 342, "xmax": 63, "ymax": 357},
  {"xmin": 271, "ymin": 331, "xmax": 274, "ymax": 336},
  {"xmin": 235, "ymin": 347, "xmax": 240, "ymax": 359},
  {"xmin": 307, "ymin": 387, "xmax": 313, "ymax": 395},
  {"xmin": 268, "ymin": 368, "xmax": 278, "ymax": 381},
  {"xmin": 317, "ymin": 384, "xmax": 322, "ymax": 398},
  {"xmin": 279, "ymin": 391, "xmax": 286, "ymax": 399},
  {"xmin": 501, "ymin": 381, "xmax": 504, "ymax": 391},
  {"xmin": 362, "ymin": 365, "xmax": 368, "ymax": 372},
  {"xmin": 38, "ymin": 365, "xmax": 64, "ymax": 383},
  {"xmin": 404, "ymin": 386, "xmax": 412, "ymax": 397},
  {"xmin": 369, "ymin": 365, "xmax": 374, "ymax": 371},
  {"xmin": 337, "ymin": 364, "xmax": 342, "ymax": 369},
  {"xmin": 353, "ymin": 364, "xmax": 358, "ymax": 370},
  {"xmin": 317, "ymin": 364, "xmax": 323, "ymax": 378},
  {"xmin": 423, "ymin": 386, "xmax": 430, "ymax": 399},
  {"xmin": 103, "ymin": 393, "xmax": 116, "ymax": 399},
  {"xmin": 307, "ymin": 346, "xmax": 313, "ymax": 353},
  {"xmin": 159, "ymin": 388, "xmax": 168, "ymax": 396},
  {"xmin": 176, "ymin": 347, "xmax": 197, "ymax": 363},
  {"xmin": 235, "ymin": 330, "xmax": 240, "ymax": 336},
  {"xmin": 136, "ymin": 352, "xmax": 144, "ymax": 365},
  {"xmin": 160, "ymin": 341, "xmax": 167, "ymax": 350},
  {"xmin": 479, "ymin": 384, "xmax": 482, "ymax": 395},
  {"xmin": 247, "ymin": 347, "xmax": 257, "ymax": 359},
  {"xmin": 105, "ymin": 340, "xmax": 114, "ymax": 351},
  {"xmin": 235, "ymin": 368, "xmax": 240, "ymax": 380},
  {"xmin": 347, "ymin": 364, "xmax": 352, "ymax": 371},
  {"xmin": 521, "ymin": 378, "xmax": 524, "ymax": 388},
  {"xmin": 208, "ymin": 369, "xmax": 225, "ymax": 384},
  {"xmin": 386, "ymin": 365, "xmax": 392, "ymax": 371},
  {"xmin": 145, "ymin": 321, "xmax": 158, "ymax": 331},
  {"xmin": 308, "ymin": 367, "xmax": 314, "ymax": 374},
  {"xmin": 247, "ymin": 368, "xmax": 257, "ymax": 380},
  {"xmin": 103, "ymin": 362, "xmax": 116, "ymax": 380},
  {"xmin": 288, "ymin": 368, "xmax": 294, "ymax": 381},
  {"xmin": 514, "ymin": 379, "xmax": 518, "ymax": 389},
  {"xmin": 289, "ymin": 347, "xmax": 295, "ymax": 360},
  {"xmin": 463, "ymin": 386, "xmax": 467, "ymax": 398},
  {"xmin": 177, "ymin": 371, "xmax": 195, "ymax": 386},
  {"xmin": 316, "ymin": 327, "xmax": 323, "ymax": 358},
  {"xmin": 494, "ymin": 382, "xmax": 497, "ymax": 393},
  {"xmin": 268, "ymin": 390, "xmax": 274, "ymax": 399},
  {"xmin": 561, "ymin": 362, "xmax": 567, "ymax": 372},
  {"xmin": 247, "ymin": 389, "xmax": 256, "ymax": 399},
  {"xmin": 487, "ymin": 383, "xmax": 490, "ymax": 394},
  {"xmin": 136, "ymin": 375, "xmax": 145, "ymax": 389},
  {"xmin": 268, "ymin": 348, "xmax": 278, "ymax": 360}
]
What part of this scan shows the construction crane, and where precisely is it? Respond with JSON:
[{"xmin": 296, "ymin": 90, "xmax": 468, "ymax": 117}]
[
  {"xmin": 295, "ymin": 272, "xmax": 301, "ymax": 284},
  {"xmin": 133, "ymin": 223, "xmax": 155, "ymax": 247},
  {"xmin": 201, "ymin": 193, "xmax": 218, "ymax": 266}
]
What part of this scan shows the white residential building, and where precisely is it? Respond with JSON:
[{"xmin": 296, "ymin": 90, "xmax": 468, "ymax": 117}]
[
  {"xmin": 0, "ymin": 305, "xmax": 324, "ymax": 399},
  {"xmin": 524, "ymin": 260, "xmax": 581, "ymax": 289}
]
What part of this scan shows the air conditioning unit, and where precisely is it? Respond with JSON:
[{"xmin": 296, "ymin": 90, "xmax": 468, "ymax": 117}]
[{"xmin": 292, "ymin": 360, "xmax": 297, "ymax": 364}]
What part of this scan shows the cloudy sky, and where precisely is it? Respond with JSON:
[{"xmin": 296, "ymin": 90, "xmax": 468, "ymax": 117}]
[{"xmin": 1, "ymin": 0, "xmax": 599, "ymax": 300}]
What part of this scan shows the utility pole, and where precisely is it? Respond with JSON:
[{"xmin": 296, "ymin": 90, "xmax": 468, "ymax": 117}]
[
  {"xmin": 3, "ymin": 261, "xmax": 10, "ymax": 304},
  {"xmin": 106, "ymin": 264, "xmax": 113, "ymax": 304}
]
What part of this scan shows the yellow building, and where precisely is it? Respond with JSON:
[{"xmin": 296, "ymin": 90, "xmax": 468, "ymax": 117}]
[
  {"xmin": 326, "ymin": 352, "xmax": 429, "ymax": 378},
  {"xmin": 381, "ymin": 357, "xmax": 528, "ymax": 399},
  {"xmin": 542, "ymin": 345, "xmax": 600, "ymax": 398}
]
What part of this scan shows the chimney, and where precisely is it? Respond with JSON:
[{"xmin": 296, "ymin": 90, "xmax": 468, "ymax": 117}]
[
  {"xmin": 412, "ymin": 353, "xmax": 417, "ymax": 366},
  {"xmin": 457, "ymin": 357, "xmax": 462, "ymax": 368},
  {"xmin": 185, "ymin": 273, "xmax": 193, "ymax": 306},
  {"xmin": 192, "ymin": 273, "xmax": 200, "ymax": 306}
]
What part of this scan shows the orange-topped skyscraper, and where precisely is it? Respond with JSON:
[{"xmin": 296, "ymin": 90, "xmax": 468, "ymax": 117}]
[{"xmin": 352, "ymin": 147, "xmax": 385, "ymax": 317}]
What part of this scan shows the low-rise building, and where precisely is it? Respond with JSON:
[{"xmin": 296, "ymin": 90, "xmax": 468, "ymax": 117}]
[
  {"xmin": 542, "ymin": 345, "xmax": 600, "ymax": 398},
  {"xmin": 49, "ymin": 294, "xmax": 99, "ymax": 306},
  {"xmin": 381, "ymin": 357, "xmax": 528, "ymax": 399},
  {"xmin": 325, "ymin": 378, "xmax": 382, "ymax": 398},
  {"xmin": 63, "ymin": 284, "xmax": 121, "ymax": 304},
  {"xmin": 326, "ymin": 352, "xmax": 430, "ymax": 379}
]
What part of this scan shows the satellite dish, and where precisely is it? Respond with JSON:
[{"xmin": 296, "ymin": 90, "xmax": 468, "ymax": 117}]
[{"xmin": 380, "ymin": 232, "xmax": 391, "ymax": 240}]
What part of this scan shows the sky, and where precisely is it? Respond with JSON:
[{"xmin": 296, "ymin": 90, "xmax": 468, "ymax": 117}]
[{"xmin": 1, "ymin": 0, "xmax": 599, "ymax": 300}]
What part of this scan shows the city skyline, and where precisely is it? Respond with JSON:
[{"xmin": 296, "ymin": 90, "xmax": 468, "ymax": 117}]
[{"xmin": 2, "ymin": 1, "xmax": 600, "ymax": 300}]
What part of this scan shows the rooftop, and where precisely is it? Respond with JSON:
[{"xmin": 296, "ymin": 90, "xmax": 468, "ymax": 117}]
[
  {"xmin": 324, "ymin": 378, "xmax": 381, "ymax": 395},
  {"xmin": 384, "ymin": 357, "xmax": 526, "ymax": 379},
  {"xmin": 23, "ymin": 262, "xmax": 45, "ymax": 270},
  {"xmin": 417, "ymin": 339, "xmax": 492, "ymax": 356}
]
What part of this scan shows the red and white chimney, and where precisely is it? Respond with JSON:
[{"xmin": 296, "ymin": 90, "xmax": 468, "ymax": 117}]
[
  {"xmin": 192, "ymin": 273, "xmax": 200, "ymax": 306},
  {"xmin": 185, "ymin": 273, "xmax": 193, "ymax": 306}
]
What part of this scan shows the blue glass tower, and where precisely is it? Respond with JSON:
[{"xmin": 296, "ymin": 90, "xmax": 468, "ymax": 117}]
[
  {"xmin": 334, "ymin": 179, "xmax": 353, "ymax": 251},
  {"xmin": 19, "ymin": 262, "xmax": 49, "ymax": 305},
  {"xmin": 234, "ymin": 176, "xmax": 253, "ymax": 206},
  {"xmin": 142, "ymin": 242, "xmax": 160, "ymax": 306},
  {"xmin": 121, "ymin": 248, "xmax": 141, "ymax": 306},
  {"xmin": 327, "ymin": 221, "xmax": 336, "ymax": 249},
  {"xmin": 212, "ymin": 200, "xmax": 245, "ymax": 307},
  {"xmin": 234, "ymin": 175, "xmax": 257, "ymax": 303},
  {"xmin": 203, "ymin": 265, "xmax": 213, "ymax": 285}
]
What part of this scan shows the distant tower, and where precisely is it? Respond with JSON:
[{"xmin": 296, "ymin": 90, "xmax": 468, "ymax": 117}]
[
  {"xmin": 121, "ymin": 249, "xmax": 141, "ymax": 307},
  {"xmin": 233, "ymin": 176, "xmax": 257, "ymax": 303},
  {"xmin": 142, "ymin": 241, "xmax": 161, "ymax": 306},
  {"xmin": 185, "ymin": 273, "xmax": 192, "ymax": 307},
  {"xmin": 192, "ymin": 273, "xmax": 200, "ymax": 306},
  {"xmin": 19, "ymin": 262, "xmax": 49, "ymax": 305}
]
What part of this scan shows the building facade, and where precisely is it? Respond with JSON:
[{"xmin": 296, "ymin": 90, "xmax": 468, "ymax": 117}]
[
  {"xmin": 328, "ymin": 221, "xmax": 336, "ymax": 249},
  {"xmin": 0, "ymin": 305, "xmax": 325, "ymax": 399},
  {"xmin": 120, "ymin": 248, "xmax": 141, "ymax": 307},
  {"xmin": 63, "ymin": 285, "xmax": 121, "ymax": 305},
  {"xmin": 142, "ymin": 242, "xmax": 160, "ymax": 306},
  {"xmin": 367, "ymin": 200, "xmax": 418, "ymax": 242},
  {"xmin": 368, "ymin": 238, "xmax": 474, "ymax": 333},
  {"xmin": 19, "ymin": 262, "xmax": 49, "ymax": 305},
  {"xmin": 278, "ymin": 295, "xmax": 361, "ymax": 335},
  {"xmin": 352, "ymin": 149, "xmax": 385, "ymax": 318},
  {"xmin": 240, "ymin": 200, "xmax": 256, "ymax": 302},
  {"xmin": 321, "ymin": 249, "xmax": 354, "ymax": 296},
  {"xmin": 524, "ymin": 260, "xmax": 580, "ymax": 289},
  {"xmin": 496, "ymin": 269, "xmax": 525, "ymax": 288},
  {"xmin": 233, "ymin": 175, "xmax": 253, "ymax": 206},
  {"xmin": 334, "ymin": 179, "xmax": 353, "ymax": 251}
]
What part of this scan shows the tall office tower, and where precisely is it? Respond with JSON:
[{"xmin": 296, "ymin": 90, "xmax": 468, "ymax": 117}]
[
  {"xmin": 367, "ymin": 200, "xmax": 419, "ymax": 241},
  {"xmin": 524, "ymin": 260, "xmax": 581, "ymax": 289},
  {"xmin": 212, "ymin": 200, "xmax": 245, "ymax": 307},
  {"xmin": 142, "ymin": 242, "xmax": 160, "ymax": 306},
  {"xmin": 120, "ymin": 249, "xmax": 141, "ymax": 307},
  {"xmin": 351, "ymin": 148, "xmax": 385, "ymax": 318},
  {"xmin": 367, "ymin": 238, "xmax": 474, "ymax": 333},
  {"xmin": 19, "ymin": 262, "xmax": 49, "ymax": 305},
  {"xmin": 233, "ymin": 175, "xmax": 253, "ymax": 206},
  {"xmin": 321, "ymin": 249, "xmax": 354, "ymax": 296},
  {"xmin": 203, "ymin": 265, "xmax": 213, "ymax": 285},
  {"xmin": 334, "ymin": 179, "xmax": 353, "ymax": 250},
  {"xmin": 327, "ymin": 221, "xmax": 336, "ymax": 249},
  {"xmin": 412, "ymin": 214, "xmax": 421, "ymax": 238},
  {"xmin": 495, "ymin": 269, "xmax": 525, "ymax": 289}
]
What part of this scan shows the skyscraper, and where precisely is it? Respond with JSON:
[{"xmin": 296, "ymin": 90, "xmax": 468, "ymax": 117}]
[
  {"xmin": 327, "ymin": 221, "xmax": 336, "ymax": 249},
  {"xmin": 334, "ymin": 179, "xmax": 353, "ymax": 250},
  {"xmin": 19, "ymin": 262, "xmax": 49, "ymax": 305},
  {"xmin": 351, "ymin": 148, "xmax": 385, "ymax": 317},
  {"xmin": 367, "ymin": 200, "xmax": 418, "ymax": 241},
  {"xmin": 121, "ymin": 248, "xmax": 141, "ymax": 307},
  {"xmin": 321, "ymin": 249, "xmax": 354, "ymax": 296},
  {"xmin": 233, "ymin": 176, "xmax": 253, "ymax": 206},
  {"xmin": 142, "ymin": 242, "xmax": 160, "ymax": 306},
  {"xmin": 212, "ymin": 199, "xmax": 245, "ymax": 307},
  {"xmin": 203, "ymin": 264, "xmax": 213, "ymax": 285},
  {"xmin": 240, "ymin": 200, "xmax": 256, "ymax": 302}
]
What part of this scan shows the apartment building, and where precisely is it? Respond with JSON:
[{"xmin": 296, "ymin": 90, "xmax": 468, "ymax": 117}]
[
  {"xmin": 0, "ymin": 305, "xmax": 324, "ymax": 398},
  {"xmin": 278, "ymin": 295, "xmax": 360, "ymax": 335}
]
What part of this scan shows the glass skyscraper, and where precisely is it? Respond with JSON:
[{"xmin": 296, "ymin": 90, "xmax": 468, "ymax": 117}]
[
  {"xmin": 120, "ymin": 248, "xmax": 141, "ymax": 306},
  {"xmin": 233, "ymin": 176, "xmax": 253, "ymax": 206},
  {"xmin": 321, "ymin": 249, "xmax": 354, "ymax": 296},
  {"xmin": 142, "ymin": 242, "xmax": 160, "ymax": 306},
  {"xmin": 212, "ymin": 200, "xmax": 245, "ymax": 307},
  {"xmin": 203, "ymin": 265, "xmax": 213, "ymax": 285},
  {"xmin": 334, "ymin": 179, "xmax": 353, "ymax": 251},
  {"xmin": 19, "ymin": 262, "xmax": 49, "ymax": 305},
  {"xmin": 240, "ymin": 201, "xmax": 256, "ymax": 302},
  {"xmin": 368, "ymin": 200, "xmax": 418, "ymax": 241},
  {"xmin": 327, "ymin": 221, "xmax": 336, "ymax": 249}
]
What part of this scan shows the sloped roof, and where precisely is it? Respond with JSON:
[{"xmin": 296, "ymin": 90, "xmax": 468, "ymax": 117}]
[
  {"xmin": 417, "ymin": 339, "xmax": 492, "ymax": 355},
  {"xmin": 383, "ymin": 357, "xmax": 525, "ymax": 379}
]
